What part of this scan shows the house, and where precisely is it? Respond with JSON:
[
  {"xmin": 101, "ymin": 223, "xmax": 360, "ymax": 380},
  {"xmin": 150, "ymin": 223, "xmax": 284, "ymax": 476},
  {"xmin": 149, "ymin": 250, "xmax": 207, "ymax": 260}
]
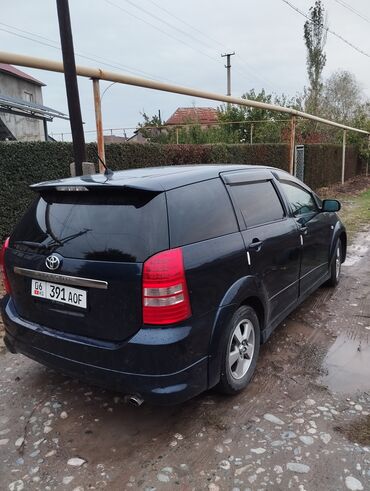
[
  {"xmin": 129, "ymin": 107, "xmax": 220, "ymax": 144},
  {"xmin": 0, "ymin": 64, "xmax": 68, "ymax": 141},
  {"xmin": 104, "ymin": 134, "xmax": 128, "ymax": 144},
  {"xmin": 128, "ymin": 126, "xmax": 162, "ymax": 143},
  {"xmin": 165, "ymin": 107, "xmax": 219, "ymax": 128}
]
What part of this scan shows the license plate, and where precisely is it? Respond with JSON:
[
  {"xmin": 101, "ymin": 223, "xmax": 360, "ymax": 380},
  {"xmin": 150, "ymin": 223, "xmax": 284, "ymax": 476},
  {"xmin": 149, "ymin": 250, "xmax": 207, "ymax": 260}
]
[{"xmin": 31, "ymin": 279, "xmax": 87, "ymax": 309}]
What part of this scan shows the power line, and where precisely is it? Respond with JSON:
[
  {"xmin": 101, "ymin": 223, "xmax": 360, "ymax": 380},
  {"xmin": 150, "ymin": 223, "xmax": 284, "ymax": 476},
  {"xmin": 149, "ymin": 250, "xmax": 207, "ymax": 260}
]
[
  {"xmin": 108, "ymin": 0, "xmax": 279, "ymax": 91},
  {"xmin": 0, "ymin": 22, "xmax": 177, "ymax": 83},
  {"xmin": 144, "ymin": 0, "xmax": 278, "ymax": 91},
  {"xmin": 333, "ymin": 0, "xmax": 370, "ymax": 24},
  {"xmin": 106, "ymin": 0, "xmax": 243, "ymax": 82},
  {"xmin": 145, "ymin": 0, "xmax": 225, "ymax": 50},
  {"xmin": 281, "ymin": 0, "xmax": 370, "ymax": 58},
  {"xmin": 0, "ymin": 17, "xmax": 269, "ymax": 95},
  {"xmin": 124, "ymin": 0, "xmax": 215, "ymax": 51},
  {"xmin": 103, "ymin": 0, "xmax": 218, "ymax": 64}
]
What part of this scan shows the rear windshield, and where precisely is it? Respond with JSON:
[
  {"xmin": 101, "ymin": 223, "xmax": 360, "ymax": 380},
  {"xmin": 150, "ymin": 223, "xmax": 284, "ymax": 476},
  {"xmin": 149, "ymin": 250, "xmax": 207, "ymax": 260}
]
[{"xmin": 11, "ymin": 189, "xmax": 168, "ymax": 262}]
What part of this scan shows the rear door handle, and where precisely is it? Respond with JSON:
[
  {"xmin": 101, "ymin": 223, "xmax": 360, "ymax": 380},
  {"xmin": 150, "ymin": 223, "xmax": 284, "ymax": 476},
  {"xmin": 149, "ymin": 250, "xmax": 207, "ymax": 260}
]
[{"xmin": 249, "ymin": 240, "xmax": 263, "ymax": 252}]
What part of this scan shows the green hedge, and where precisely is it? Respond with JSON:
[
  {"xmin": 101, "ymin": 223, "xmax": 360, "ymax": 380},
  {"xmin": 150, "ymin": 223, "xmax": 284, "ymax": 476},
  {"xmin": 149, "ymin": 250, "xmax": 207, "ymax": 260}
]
[
  {"xmin": 0, "ymin": 141, "xmax": 361, "ymax": 242},
  {"xmin": 304, "ymin": 144, "xmax": 361, "ymax": 189},
  {"xmin": 101, "ymin": 142, "xmax": 290, "ymax": 169}
]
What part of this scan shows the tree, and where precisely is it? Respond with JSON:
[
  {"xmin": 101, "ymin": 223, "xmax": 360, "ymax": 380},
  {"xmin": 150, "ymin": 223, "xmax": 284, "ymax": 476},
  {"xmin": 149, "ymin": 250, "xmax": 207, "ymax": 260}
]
[
  {"xmin": 322, "ymin": 70, "xmax": 367, "ymax": 123},
  {"xmin": 315, "ymin": 70, "xmax": 370, "ymax": 153},
  {"xmin": 137, "ymin": 111, "xmax": 162, "ymax": 128},
  {"xmin": 218, "ymin": 89, "xmax": 303, "ymax": 143},
  {"xmin": 137, "ymin": 90, "xmax": 306, "ymax": 144},
  {"xmin": 136, "ymin": 111, "xmax": 166, "ymax": 142},
  {"xmin": 304, "ymin": 0, "xmax": 327, "ymax": 114}
]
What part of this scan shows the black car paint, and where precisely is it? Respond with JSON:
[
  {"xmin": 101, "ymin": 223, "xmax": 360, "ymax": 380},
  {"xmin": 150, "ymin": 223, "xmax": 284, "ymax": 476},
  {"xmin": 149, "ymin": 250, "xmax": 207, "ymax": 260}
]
[{"xmin": 1, "ymin": 165, "xmax": 346, "ymax": 404}]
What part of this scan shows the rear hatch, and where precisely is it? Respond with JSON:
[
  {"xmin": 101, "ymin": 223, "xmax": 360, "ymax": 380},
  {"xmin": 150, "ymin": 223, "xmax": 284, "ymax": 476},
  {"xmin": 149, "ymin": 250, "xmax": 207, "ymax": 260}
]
[{"xmin": 6, "ymin": 186, "xmax": 168, "ymax": 341}]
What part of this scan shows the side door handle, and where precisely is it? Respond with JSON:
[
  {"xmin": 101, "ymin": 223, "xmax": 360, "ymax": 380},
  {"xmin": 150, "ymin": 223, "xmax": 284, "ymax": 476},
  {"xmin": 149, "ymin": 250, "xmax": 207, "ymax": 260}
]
[{"xmin": 249, "ymin": 239, "xmax": 263, "ymax": 252}]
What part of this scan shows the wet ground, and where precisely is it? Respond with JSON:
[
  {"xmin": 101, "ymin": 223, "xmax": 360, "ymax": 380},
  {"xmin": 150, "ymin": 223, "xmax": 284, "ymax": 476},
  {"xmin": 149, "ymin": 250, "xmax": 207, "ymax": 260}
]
[{"xmin": 0, "ymin": 230, "xmax": 370, "ymax": 491}]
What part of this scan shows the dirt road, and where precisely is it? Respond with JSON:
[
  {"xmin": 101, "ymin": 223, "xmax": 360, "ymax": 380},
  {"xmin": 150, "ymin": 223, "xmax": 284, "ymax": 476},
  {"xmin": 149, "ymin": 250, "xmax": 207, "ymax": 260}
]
[{"xmin": 1, "ymin": 230, "xmax": 369, "ymax": 490}]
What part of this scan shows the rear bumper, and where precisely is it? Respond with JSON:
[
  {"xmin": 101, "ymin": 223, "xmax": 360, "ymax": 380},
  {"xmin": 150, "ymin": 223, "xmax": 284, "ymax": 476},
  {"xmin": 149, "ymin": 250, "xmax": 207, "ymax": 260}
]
[{"xmin": 1, "ymin": 297, "xmax": 208, "ymax": 405}]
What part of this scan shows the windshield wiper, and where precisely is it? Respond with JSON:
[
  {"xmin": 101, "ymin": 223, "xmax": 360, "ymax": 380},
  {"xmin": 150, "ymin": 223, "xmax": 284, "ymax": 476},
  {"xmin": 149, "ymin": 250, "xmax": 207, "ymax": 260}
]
[
  {"xmin": 14, "ymin": 229, "xmax": 91, "ymax": 251},
  {"xmin": 14, "ymin": 240, "xmax": 55, "ymax": 250}
]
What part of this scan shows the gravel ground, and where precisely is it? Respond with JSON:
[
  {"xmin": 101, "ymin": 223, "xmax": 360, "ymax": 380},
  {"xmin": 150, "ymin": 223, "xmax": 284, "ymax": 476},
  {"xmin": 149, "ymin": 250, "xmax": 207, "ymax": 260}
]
[{"xmin": 0, "ymin": 228, "xmax": 369, "ymax": 491}]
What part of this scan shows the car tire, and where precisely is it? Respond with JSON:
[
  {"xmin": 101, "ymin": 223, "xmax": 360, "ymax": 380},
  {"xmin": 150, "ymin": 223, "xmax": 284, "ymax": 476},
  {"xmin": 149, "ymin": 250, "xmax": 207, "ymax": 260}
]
[
  {"xmin": 326, "ymin": 239, "xmax": 342, "ymax": 287},
  {"xmin": 217, "ymin": 305, "xmax": 260, "ymax": 395}
]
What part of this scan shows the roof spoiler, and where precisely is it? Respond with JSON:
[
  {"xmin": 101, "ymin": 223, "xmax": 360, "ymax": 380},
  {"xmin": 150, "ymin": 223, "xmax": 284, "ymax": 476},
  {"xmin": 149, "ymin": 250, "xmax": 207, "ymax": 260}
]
[{"xmin": 30, "ymin": 180, "xmax": 164, "ymax": 194}]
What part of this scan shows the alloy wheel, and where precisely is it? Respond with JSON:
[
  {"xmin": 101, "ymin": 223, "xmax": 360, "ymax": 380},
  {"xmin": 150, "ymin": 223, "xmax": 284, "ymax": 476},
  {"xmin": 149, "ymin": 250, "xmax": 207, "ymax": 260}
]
[
  {"xmin": 228, "ymin": 318, "xmax": 255, "ymax": 380},
  {"xmin": 335, "ymin": 245, "xmax": 341, "ymax": 280}
]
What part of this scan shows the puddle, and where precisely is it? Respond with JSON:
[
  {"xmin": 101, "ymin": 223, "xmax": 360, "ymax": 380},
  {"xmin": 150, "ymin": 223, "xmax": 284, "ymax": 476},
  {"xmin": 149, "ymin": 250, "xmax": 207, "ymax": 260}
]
[
  {"xmin": 344, "ymin": 230, "xmax": 370, "ymax": 267},
  {"xmin": 320, "ymin": 332, "xmax": 370, "ymax": 394},
  {"xmin": 343, "ymin": 243, "xmax": 369, "ymax": 266}
]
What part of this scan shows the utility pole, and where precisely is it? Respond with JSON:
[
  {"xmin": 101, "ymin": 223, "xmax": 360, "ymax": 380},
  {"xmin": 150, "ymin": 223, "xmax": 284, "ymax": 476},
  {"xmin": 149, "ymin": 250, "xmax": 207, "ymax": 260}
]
[
  {"xmin": 221, "ymin": 52, "xmax": 235, "ymax": 96},
  {"xmin": 56, "ymin": 0, "xmax": 86, "ymax": 176}
]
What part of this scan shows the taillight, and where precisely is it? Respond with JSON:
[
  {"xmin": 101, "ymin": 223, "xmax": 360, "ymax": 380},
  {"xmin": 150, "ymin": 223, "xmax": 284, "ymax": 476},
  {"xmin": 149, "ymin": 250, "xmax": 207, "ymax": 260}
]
[
  {"xmin": 143, "ymin": 248, "xmax": 191, "ymax": 325},
  {"xmin": 0, "ymin": 237, "xmax": 11, "ymax": 294}
]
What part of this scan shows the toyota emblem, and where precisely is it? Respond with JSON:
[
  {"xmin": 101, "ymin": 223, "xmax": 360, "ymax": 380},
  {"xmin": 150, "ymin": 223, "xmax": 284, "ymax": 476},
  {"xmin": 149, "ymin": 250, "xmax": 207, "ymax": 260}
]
[{"xmin": 45, "ymin": 255, "xmax": 61, "ymax": 271}]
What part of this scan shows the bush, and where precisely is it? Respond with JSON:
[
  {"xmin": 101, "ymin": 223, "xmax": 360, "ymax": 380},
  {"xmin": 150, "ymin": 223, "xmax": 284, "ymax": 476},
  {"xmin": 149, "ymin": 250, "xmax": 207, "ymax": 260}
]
[
  {"xmin": 304, "ymin": 144, "xmax": 361, "ymax": 189},
  {"xmin": 0, "ymin": 141, "xmax": 361, "ymax": 242}
]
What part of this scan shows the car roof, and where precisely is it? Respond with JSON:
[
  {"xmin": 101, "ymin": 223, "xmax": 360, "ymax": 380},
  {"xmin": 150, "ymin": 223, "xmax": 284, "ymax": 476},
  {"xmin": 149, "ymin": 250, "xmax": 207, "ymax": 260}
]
[{"xmin": 31, "ymin": 164, "xmax": 295, "ymax": 192}]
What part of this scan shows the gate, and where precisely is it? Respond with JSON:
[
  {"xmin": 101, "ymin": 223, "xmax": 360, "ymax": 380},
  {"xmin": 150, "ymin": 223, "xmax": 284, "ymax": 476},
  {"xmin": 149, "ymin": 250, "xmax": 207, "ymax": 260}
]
[{"xmin": 295, "ymin": 145, "xmax": 305, "ymax": 182}]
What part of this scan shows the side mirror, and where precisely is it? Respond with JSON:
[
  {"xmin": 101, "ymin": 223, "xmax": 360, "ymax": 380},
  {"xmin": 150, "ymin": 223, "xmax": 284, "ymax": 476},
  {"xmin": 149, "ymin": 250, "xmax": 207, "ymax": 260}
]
[{"xmin": 322, "ymin": 199, "xmax": 341, "ymax": 212}]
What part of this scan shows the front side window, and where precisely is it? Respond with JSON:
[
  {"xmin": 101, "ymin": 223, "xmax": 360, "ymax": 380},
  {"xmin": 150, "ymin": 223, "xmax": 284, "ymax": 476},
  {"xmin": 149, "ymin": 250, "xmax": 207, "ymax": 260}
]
[
  {"xmin": 229, "ymin": 180, "xmax": 285, "ymax": 228},
  {"xmin": 280, "ymin": 181, "xmax": 318, "ymax": 217}
]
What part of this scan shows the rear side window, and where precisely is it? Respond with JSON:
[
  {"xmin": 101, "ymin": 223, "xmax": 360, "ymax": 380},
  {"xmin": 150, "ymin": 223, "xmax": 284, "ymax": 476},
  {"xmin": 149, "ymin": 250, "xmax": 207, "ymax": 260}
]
[
  {"xmin": 167, "ymin": 178, "xmax": 238, "ymax": 247},
  {"xmin": 229, "ymin": 181, "xmax": 285, "ymax": 228},
  {"xmin": 11, "ymin": 190, "xmax": 168, "ymax": 262}
]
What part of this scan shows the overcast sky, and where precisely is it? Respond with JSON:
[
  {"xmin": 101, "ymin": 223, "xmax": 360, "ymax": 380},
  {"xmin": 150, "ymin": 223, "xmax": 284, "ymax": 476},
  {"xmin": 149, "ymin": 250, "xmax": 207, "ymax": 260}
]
[{"xmin": 1, "ymin": 0, "xmax": 369, "ymax": 140}]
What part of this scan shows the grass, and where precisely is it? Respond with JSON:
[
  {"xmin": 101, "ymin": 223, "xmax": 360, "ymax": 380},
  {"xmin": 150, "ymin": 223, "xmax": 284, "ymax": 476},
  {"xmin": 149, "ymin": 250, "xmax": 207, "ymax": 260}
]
[
  {"xmin": 317, "ymin": 176, "xmax": 370, "ymax": 243},
  {"xmin": 337, "ymin": 188, "xmax": 370, "ymax": 241},
  {"xmin": 334, "ymin": 415, "xmax": 370, "ymax": 445},
  {"xmin": 339, "ymin": 189, "xmax": 370, "ymax": 242}
]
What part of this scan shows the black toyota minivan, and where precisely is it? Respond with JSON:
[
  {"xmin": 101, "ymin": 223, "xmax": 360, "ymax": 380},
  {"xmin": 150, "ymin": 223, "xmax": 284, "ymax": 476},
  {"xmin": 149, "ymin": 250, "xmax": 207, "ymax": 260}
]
[{"xmin": 1, "ymin": 165, "xmax": 346, "ymax": 404}]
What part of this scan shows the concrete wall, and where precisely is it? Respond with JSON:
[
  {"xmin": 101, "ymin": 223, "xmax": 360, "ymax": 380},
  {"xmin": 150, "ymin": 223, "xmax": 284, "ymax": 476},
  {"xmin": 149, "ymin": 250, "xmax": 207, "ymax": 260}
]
[{"xmin": 0, "ymin": 73, "xmax": 45, "ymax": 141}]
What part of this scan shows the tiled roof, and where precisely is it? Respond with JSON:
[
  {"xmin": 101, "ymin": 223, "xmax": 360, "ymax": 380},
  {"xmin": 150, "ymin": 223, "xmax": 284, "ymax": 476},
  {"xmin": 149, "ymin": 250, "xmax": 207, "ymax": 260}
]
[
  {"xmin": 0, "ymin": 64, "xmax": 45, "ymax": 86},
  {"xmin": 165, "ymin": 107, "xmax": 218, "ymax": 125}
]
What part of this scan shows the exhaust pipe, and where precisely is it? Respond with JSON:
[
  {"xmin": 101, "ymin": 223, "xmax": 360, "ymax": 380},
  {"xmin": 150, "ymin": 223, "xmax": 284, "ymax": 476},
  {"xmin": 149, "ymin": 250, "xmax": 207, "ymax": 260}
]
[{"xmin": 126, "ymin": 394, "xmax": 144, "ymax": 407}]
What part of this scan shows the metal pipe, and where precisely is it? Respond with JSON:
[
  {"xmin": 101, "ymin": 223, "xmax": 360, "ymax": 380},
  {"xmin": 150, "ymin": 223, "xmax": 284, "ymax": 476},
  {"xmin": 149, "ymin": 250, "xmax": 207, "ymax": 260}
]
[
  {"xmin": 92, "ymin": 78, "xmax": 105, "ymax": 173},
  {"xmin": 341, "ymin": 129, "xmax": 347, "ymax": 185},
  {"xmin": 43, "ymin": 119, "xmax": 48, "ymax": 141},
  {"xmin": 289, "ymin": 115, "xmax": 296, "ymax": 175},
  {"xmin": 0, "ymin": 51, "xmax": 369, "ymax": 135}
]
